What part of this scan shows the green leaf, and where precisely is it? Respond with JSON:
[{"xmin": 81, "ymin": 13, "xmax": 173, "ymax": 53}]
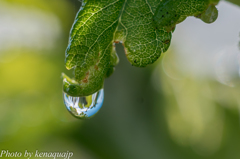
[
  {"xmin": 153, "ymin": 0, "xmax": 219, "ymax": 32},
  {"xmin": 63, "ymin": 0, "xmax": 218, "ymax": 96}
]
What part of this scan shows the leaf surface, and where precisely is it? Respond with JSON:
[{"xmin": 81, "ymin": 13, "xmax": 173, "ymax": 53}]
[{"xmin": 63, "ymin": 0, "xmax": 218, "ymax": 96}]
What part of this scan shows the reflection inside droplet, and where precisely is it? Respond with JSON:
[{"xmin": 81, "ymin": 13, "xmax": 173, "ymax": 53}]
[{"xmin": 63, "ymin": 89, "xmax": 104, "ymax": 119}]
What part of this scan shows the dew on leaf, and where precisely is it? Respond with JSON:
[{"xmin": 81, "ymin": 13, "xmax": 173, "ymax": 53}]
[
  {"xmin": 63, "ymin": 89, "xmax": 104, "ymax": 119},
  {"xmin": 198, "ymin": 5, "xmax": 218, "ymax": 24}
]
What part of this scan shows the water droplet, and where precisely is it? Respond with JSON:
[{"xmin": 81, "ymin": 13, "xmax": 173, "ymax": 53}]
[
  {"xmin": 63, "ymin": 89, "xmax": 104, "ymax": 119},
  {"xmin": 199, "ymin": 5, "xmax": 218, "ymax": 24}
]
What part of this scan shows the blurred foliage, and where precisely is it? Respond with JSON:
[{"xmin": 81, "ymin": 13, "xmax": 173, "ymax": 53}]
[
  {"xmin": 0, "ymin": 0, "xmax": 240, "ymax": 159},
  {"xmin": 227, "ymin": 0, "xmax": 240, "ymax": 6}
]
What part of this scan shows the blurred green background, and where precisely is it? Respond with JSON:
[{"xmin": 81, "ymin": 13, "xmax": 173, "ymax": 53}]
[{"xmin": 0, "ymin": 0, "xmax": 240, "ymax": 159}]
